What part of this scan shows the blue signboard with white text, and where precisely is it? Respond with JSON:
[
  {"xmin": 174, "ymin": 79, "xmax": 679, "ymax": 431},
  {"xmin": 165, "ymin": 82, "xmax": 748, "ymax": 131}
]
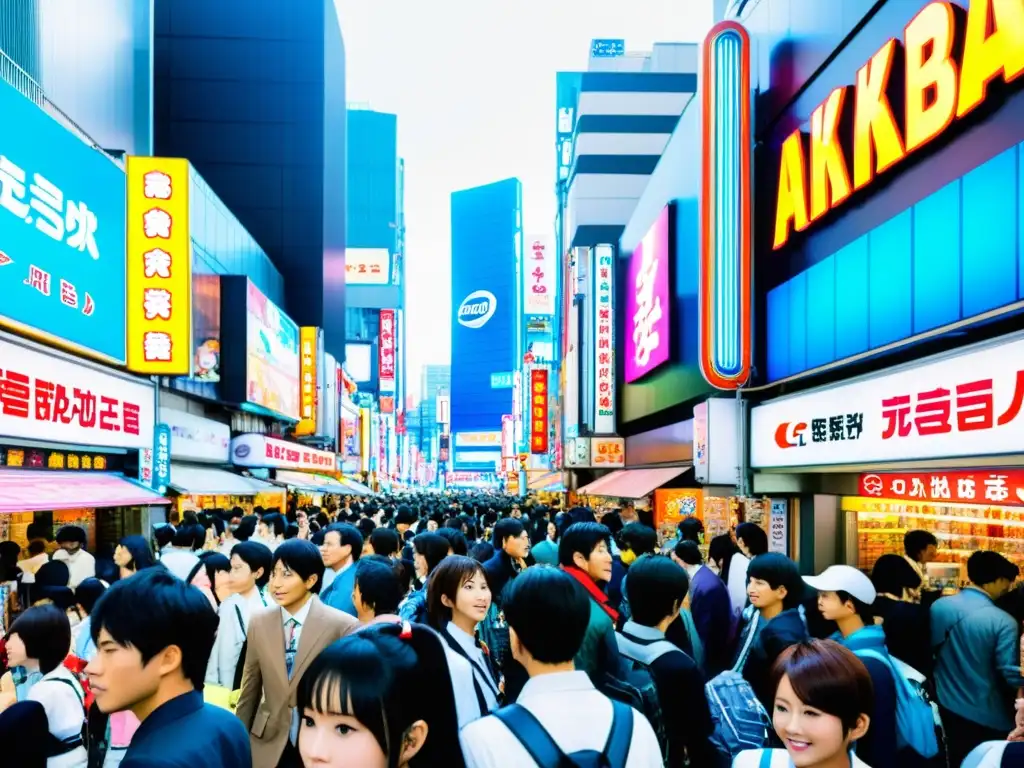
[
  {"xmin": 0, "ymin": 77, "xmax": 127, "ymax": 362},
  {"xmin": 450, "ymin": 179, "xmax": 520, "ymax": 462},
  {"xmin": 153, "ymin": 423, "xmax": 171, "ymax": 494}
]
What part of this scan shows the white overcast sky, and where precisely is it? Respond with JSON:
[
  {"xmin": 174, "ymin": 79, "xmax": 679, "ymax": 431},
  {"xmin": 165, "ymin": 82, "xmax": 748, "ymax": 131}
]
[{"xmin": 335, "ymin": 0, "xmax": 714, "ymax": 397}]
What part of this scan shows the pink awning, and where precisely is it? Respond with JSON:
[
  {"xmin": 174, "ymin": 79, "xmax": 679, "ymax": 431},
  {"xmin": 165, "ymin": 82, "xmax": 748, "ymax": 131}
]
[
  {"xmin": 0, "ymin": 471, "xmax": 170, "ymax": 513},
  {"xmin": 576, "ymin": 466, "xmax": 690, "ymax": 499}
]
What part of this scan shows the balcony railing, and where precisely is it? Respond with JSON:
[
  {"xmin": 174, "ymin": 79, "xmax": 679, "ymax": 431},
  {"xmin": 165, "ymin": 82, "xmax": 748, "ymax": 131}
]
[{"xmin": 0, "ymin": 47, "xmax": 123, "ymax": 169}]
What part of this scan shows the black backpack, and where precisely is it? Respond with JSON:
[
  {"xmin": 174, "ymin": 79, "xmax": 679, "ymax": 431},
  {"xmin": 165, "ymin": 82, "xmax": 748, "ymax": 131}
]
[{"xmin": 493, "ymin": 699, "xmax": 633, "ymax": 768}]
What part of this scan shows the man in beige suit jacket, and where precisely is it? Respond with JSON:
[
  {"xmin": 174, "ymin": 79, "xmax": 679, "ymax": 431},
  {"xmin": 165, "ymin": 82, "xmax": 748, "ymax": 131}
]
[{"xmin": 235, "ymin": 539, "xmax": 359, "ymax": 768}]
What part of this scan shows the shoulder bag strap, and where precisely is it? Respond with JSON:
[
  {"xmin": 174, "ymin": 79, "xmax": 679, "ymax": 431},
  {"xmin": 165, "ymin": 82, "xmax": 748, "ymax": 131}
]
[
  {"xmin": 492, "ymin": 704, "xmax": 566, "ymax": 768},
  {"xmin": 44, "ymin": 675, "xmax": 85, "ymax": 710},
  {"xmin": 440, "ymin": 629, "xmax": 492, "ymax": 716},
  {"xmin": 731, "ymin": 611, "xmax": 760, "ymax": 673},
  {"xmin": 758, "ymin": 748, "xmax": 778, "ymax": 768},
  {"xmin": 602, "ymin": 699, "xmax": 634, "ymax": 766},
  {"xmin": 235, "ymin": 604, "xmax": 247, "ymax": 635}
]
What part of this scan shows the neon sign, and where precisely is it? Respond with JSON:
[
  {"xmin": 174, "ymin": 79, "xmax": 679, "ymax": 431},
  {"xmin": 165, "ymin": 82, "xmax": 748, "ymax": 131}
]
[
  {"xmin": 773, "ymin": 0, "xmax": 1024, "ymax": 250},
  {"xmin": 700, "ymin": 20, "xmax": 753, "ymax": 390}
]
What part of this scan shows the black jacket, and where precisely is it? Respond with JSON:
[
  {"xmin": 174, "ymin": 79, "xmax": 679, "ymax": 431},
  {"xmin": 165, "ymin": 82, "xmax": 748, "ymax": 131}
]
[{"xmin": 737, "ymin": 607, "xmax": 809, "ymax": 712}]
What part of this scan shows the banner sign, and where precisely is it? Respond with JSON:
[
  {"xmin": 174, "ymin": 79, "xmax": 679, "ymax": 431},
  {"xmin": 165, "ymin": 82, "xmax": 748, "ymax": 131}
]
[{"xmin": 530, "ymin": 368, "xmax": 549, "ymax": 454}]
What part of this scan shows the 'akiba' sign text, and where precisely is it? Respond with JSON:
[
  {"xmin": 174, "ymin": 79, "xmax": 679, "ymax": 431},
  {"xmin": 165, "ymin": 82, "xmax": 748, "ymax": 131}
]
[{"xmin": 773, "ymin": 0, "xmax": 1024, "ymax": 249}]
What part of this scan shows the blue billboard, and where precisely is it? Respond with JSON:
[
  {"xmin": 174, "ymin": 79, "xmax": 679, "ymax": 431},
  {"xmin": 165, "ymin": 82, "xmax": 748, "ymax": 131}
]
[
  {"xmin": 450, "ymin": 178, "xmax": 521, "ymax": 448},
  {"xmin": 0, "ymin": 78, "xmax": 126, "ymax": 363}
]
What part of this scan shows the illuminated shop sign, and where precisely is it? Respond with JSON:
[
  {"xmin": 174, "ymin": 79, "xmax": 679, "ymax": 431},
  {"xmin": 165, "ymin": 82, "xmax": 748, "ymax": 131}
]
[
  {"xmin": 296, "ymin": 327, "xmax": 319, "ymax": 436},
  {"xmin": 701, "ymin": 21, "xmax": 752, "ymax": 390},
  {"xmin": 530, "ymin": 368, "xmax": 549, "ymax": 454},
  {"xmin": 773, "ymin": 0, "xmax": 1024, "ymax": 250},
  {"xmin": 860, "ymin": 470, "xmax": 1024, "ymax": 507}
]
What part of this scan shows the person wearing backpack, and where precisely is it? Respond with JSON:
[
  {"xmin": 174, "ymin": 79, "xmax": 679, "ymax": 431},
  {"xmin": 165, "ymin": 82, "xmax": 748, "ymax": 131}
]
[
  {"xmin": 4, "ymin": 604, "xmax": 87, "ymax": 766},
  {"xmin": 733, "ymin": 639, "xmax": 874, "ymax": 768},
  {"xmin": 460, "ymin": 565, "xmax": 663, "ymax": 768},
  {"xmin": 803, "ymin": 566, "xmax": 901, "ymax": 767},
  {"xmin": 734, "ymin": 553, "xmax": 809, "ymax": 714},
  {"xmin": 617, "ymin": 555, "xmax": 716, "ymax": 767}
]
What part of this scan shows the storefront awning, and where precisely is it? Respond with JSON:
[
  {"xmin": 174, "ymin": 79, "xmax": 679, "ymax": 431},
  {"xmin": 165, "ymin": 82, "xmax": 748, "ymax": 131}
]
[
  {"xmin": 576, "ymin": 466, "xmax": 691, "ymax": 499},
  {"xmin": 0, "ymin": 471, "xmax": 170, "ymax": 513},
  {"xmin": 274, "ymin": 470, "xmax": 365, "ymax": 496},
  {"xmin": 527, "ymin": 470, "xmax": 565, "ymax": 491},
  {"xmin": 339, "ymin": 477, "xmax": 374, "ymax": 496},
  {"xmin": 168, "ymin": 465, "xmax": 276, "ymax": 496}
]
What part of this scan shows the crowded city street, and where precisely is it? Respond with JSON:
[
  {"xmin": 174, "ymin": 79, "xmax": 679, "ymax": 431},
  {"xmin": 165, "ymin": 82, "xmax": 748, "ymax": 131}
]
[{"xmin": 3, "ymin": 0, "xmax": 1024, "ymax": 766}]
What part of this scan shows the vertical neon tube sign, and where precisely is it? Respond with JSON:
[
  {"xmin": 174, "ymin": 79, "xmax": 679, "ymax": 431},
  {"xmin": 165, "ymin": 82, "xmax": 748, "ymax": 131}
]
[{"xmin": 700, "ymin": 20, "xmax": 752, "ymax": 390}]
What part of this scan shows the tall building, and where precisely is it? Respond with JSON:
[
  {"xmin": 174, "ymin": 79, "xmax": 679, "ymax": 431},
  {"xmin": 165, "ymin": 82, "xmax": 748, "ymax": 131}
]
[
  {"xmin": 153, "ymin": 0, "xmax": 348, "ymax": 360},
  {"xmin": 344, "ymin": 107, "xmax": 406, "ymax": 485},
  {"xmin": 555, "ymin": 40, "xmax": 697, "ymax": 475},
  {"xmin": 415, "ymin": 364, "xmax": 450, "ymax": 462},
  {"xmin": 450, "ymin": 179, "xmax": 521, "ymax": 473}
]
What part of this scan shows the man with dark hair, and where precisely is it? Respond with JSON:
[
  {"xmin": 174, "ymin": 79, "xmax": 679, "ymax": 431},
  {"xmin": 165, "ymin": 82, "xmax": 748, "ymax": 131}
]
[
  {"xmin": 85, "ymin": 568, "xmax": 250, "ymax": 767},
  {"xmin": 904, "ymin": 529, "xmax": 939, "ymax": 589},
  {"xmin": 672, "ymin": 539, "xmax": 735, "ymax": 675},
  {"xmin": 558, "ymin": 522, "xmax": 624, "ymax": 685},
  {"xmin": 482, "ymin": 517, "xmax": 531, "ymax": 599},
  {"xmin": 159, "ymin": 523, "xmax": 202, "ymax": 583},
  {"xmin": 461, "ymin": 567, "xmax": 662, "ymax": 767},
  {"xmin": 318, "ymin": 523, "xmax": 363, "ymax": 616},
  {"xmin": 352, "ymin": 556, "xmax": 404, "ymax": 623},
  {"xmin": 235, "ymin": 539, "xmax": 358, "ymax": 768},
  {"xmin": 734, "ymin": 552, "xmax": 809, "ymax": 711},
  {"xmin": 367, "ymin": 526, "xmax": 400, "ymax": 558},
  {"xmin": 932, "ymin": 550, "xmax": 1024, "ymax": 765},
  {"xmin": 53, "ymin": 524, "xmax": 95, "ymax": 589},
  {"xmin": 618, "ymin": 555, "xmax": 716, "ymax": 767},
  {"xmin": 728, "ymin": 522, "xmax": 768, "ymax": 615}
]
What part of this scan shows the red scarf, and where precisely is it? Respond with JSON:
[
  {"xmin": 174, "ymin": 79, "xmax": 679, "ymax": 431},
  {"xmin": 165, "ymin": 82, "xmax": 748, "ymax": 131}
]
[{"xmin": 562, "ymin": 565, "xmax": 619, "ymax": 623}]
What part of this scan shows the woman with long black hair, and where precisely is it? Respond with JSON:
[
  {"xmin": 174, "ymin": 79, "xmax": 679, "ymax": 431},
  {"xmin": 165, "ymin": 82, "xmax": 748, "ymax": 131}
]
[{"xmin": 296, "ymin": 621, "xmax": 466, "ymax": 768}]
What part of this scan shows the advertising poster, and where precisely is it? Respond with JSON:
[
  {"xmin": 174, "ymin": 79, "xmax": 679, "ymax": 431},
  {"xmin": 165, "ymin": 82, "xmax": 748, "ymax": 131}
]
[
  {"xmin": 126, "ymin": 156, "xmax": 192, "ymax": 375},
  {"xmin": 246, "ymin": 281, "xmax": 300, "ymax": 420},
  {"xmin": 524, "ymin": 235, "xmax": 555, "ymax": 315},
  {"xmin": 0, "ymin": 75, "xmax": 127, "ymax": 363},
  {"xmin": 625, "ymin": 206, "xmax": 671, "ymax": 382},
  {"xmin": 592, "ymin": 245, "xmax": 616, "ymax": 433},
  {"xmin": 189, "ymin": 274, "xmax": 221, "ymax": 382},
  {"xmin": 450, "ymin": 179, "xmax": 520, "ymax": 441}
]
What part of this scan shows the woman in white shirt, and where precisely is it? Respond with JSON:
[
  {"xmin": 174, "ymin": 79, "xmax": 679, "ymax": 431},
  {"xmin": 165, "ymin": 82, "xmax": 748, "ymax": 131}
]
[
  {"xmin": 205, "ymin": 540, "xmax": 273, "ymax": 688},
  {"xmin": 4, "ymin": 604, "xmax": 87, "ymax": 767},
  {"xmin": 426, "ymin": 555, "xmax": 500, "ymax": 727},
  {"xmin": 733, "ymin": 639, "xmax": 873, "ymax": 768}
]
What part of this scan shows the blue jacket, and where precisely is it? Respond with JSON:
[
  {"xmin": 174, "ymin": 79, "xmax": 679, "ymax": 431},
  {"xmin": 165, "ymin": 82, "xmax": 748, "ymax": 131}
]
[
  {"xmin": 931, "ymin": 587, "xmax": 1024, "ymax": 731},
  {"xmin": 319, "ymin": 563, "xmax": 357, "ymax": 616},
  {"xmin": 689, "ymin": 565, "xmax": 736, "ymax": 676},
  {"xmin": 838, "ymin": 625, "xmax": 899, "ymax": 768},
  {"xmin": 121, "ymin": 691, "xmax": 250, "ymax": 768}
]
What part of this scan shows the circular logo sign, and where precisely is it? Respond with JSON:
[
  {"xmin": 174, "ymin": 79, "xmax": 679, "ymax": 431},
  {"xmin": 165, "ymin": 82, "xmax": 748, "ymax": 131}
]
[
  {"xmin": 457, "ymin": 290, "xmax": 497, "ymax": 329},
  {"xmin": 234, "ymin": 444, "xmax": 251, "ymax": 459}
]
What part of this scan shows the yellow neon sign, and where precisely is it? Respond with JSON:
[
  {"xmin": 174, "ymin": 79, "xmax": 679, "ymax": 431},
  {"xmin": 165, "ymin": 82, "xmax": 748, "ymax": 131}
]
[{"xmin": 773, "ymin": 0, "xmax": 1024, "ymax": 250}]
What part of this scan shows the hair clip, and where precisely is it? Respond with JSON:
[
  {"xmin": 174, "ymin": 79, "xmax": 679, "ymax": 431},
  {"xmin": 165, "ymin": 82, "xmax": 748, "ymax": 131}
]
[{"xmin": 399, "ymin": 621, "xmax": 413, "ymax": 640}]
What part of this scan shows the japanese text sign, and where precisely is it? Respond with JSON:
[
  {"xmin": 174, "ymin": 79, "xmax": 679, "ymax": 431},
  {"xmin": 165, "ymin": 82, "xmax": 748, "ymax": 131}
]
[
  {"xmin": 0, "ymin": 78, "xmax": 126, "ymax": 362},
  {"xmin": 530, "ymin": 368, "xmax": 549, "ymax": 454},
  {"xmin": 859, "ymin": 471, "xmax": 1024, "ymax": 507},
  {"xmin": 379, "ymin": 309, "xmax": 396, "ymax": 391},
  {"xmin": 230, "ymin": 433, "xmax": 336, "ymax": 471},
  {"xmin": 0, "ymin": 336, "xmax": 154, "ymax": 450},
  {"xmin": 751, "ymin": 334, "xmax": 1024, "ymax": 468},
  {"xmin": 773, "ymin": 0, "xmax": 1024, "ymax": 249},
  {"xmin": 345, "ymin": 248, "xmax": 390, "ymax": 285},
  {"xmin": 592, "ymin": 245, "xmax": 616, "ymax": 433},
  {"xmin": 625, "ymin": 207, "xmax": 670, "ymax": 382},
  {"xmin": 152, "ymin": 423, "xmax": 171, "ymax": 493},
  {"xmin": 524, "ymin": 235, "xmax": 555, "ymax": 315},
  {"xmin": 126, "ymin": 157, "xmax": 192, "ymax": 375},
  {"xmin": 296, "ymin": 327, "xmax": 319, "ymax": 436},
  {"xmin": 590, "ymin": 437, "xmax": 625, "ymax": 467}
]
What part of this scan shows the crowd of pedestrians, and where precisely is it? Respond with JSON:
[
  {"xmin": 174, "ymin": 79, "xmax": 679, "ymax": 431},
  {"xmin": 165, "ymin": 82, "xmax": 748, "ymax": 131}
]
[{"xmin": 2, "ymin": 497, "xmax": 1024, "ymax": 767}]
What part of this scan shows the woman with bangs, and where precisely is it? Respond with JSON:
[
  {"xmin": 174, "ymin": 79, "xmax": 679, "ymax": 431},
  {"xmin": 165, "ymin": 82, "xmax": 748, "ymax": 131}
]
[
  {"xmin": 733, "ymin": 639, "xmax": 874, "ymax": 768},
  {"xmin": 427, "ymin": 555, "xmax": 501, "ymax": 726},
  {"xmin": 295, "ymin": 621, "xmax": 466, "ymax": 768}
]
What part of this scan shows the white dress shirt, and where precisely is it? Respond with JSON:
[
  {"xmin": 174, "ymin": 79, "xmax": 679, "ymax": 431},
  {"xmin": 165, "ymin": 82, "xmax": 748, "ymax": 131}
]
[
  {"xmin": 283, "ymin": 597, "xmax": 314, "ymax": 745},
  {"xmin": 727, "ymin": 552, "xmax": 751, "ymax": 616},
  {"xmin": 443, "ymin": 622, "xmax": 499, "ymax": 727},
  {"xmin": 460, "ymin": 670, "xmax": 662, "ymax": 768},
  {"xmin": 206, "ymin": 588, "xmax": 268, "ymax": 686},
  {"xmin": 28, "ymin": 664, "xmax": 88, "ymax": 767},
  {"xmin": 733, "ymin": 749, "xmax": 871, "ymax": 767},
  {"xmin": 51, "ymin": 548, "xmax": 95, "ymax": 590}
]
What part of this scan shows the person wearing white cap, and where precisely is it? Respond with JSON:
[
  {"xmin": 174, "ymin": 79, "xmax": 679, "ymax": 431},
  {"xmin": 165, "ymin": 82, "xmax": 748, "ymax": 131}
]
[{"xmin": 803, "ymin": 566, "xmax": 899, "ymax": 768}]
